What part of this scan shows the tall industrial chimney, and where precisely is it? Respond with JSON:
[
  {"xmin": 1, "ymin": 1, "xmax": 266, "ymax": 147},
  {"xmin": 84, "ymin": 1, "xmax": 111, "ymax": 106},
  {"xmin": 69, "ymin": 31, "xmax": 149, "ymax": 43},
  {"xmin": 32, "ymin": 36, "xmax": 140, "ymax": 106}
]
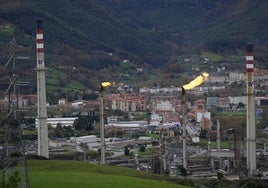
[
  {"xmin": 246, "ymin": 44, "xmax": 256, "ymax": 176},
  {"xmin": 36, "ymin": 19, "xmax": 49, "ymax": 158}
]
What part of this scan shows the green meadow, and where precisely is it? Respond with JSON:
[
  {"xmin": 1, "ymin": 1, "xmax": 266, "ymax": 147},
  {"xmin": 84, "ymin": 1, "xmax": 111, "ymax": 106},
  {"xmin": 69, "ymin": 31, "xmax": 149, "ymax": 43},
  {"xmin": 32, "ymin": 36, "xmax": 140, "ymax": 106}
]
[{"xmin": 1, "ymin": 160, "xmax": 192, "ymax": 188}]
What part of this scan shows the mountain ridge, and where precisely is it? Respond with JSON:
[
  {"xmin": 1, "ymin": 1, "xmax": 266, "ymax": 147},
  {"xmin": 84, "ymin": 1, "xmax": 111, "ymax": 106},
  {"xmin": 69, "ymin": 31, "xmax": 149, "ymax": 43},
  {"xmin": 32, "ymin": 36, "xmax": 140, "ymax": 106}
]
[{"xmin": 0, "ymin": 0, "xmax": 267, "ymax": 93}]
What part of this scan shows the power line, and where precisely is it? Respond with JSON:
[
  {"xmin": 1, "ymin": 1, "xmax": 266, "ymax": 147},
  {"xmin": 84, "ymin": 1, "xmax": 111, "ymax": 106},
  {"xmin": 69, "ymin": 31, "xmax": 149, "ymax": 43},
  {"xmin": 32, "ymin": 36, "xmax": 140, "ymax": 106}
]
[{"xmin": 1, "ymin": 38, "xmax": 30, "ymax": 188}]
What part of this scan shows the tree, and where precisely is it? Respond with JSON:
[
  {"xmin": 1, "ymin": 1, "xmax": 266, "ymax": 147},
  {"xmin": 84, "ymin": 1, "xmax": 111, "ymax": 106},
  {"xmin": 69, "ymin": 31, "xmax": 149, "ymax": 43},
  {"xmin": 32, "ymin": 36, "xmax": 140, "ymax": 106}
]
[
  {"xmin": 73, "ymin": 115, "xmax": 93, "ymax": 131},
  {"xmin": 199, "ymin": 129, "xmax": 208, "ymax": 138},
  {"xmin": 217, "ymin": 171, "xmax": 224, "ymax": 180},
  {"xmin": 179, "ymin": 166, "xmax": 187, "ymax": 177},
  {"xmin": 139, "ymin": 145, "xmax": 146, "ymax": 152},
  {"xmin": 54, "ymin": 123, "xmax": 64, "ymax": 138},
  {"xmin": 237, "ymin": 102, "xmax": 245, "ymax": 109},
  {"xmin": 4, "ymin": 171, "xmax": 21, "ymax": 188},
  {"xmin": 124, "ymin": 146, "xmax": 130, "ymax": 156},
  {"xmin": 257, "ymin": 107, "xmax": 268, "ymax": 129},
  {"xmin": 82, "ymin": 92, "xmax": 98, "ymax": 100}
]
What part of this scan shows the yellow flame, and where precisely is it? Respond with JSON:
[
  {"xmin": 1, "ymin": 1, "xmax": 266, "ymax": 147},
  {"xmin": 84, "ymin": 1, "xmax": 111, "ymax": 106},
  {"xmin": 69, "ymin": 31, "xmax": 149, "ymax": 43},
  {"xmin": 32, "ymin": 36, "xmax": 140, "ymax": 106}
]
[
  {"xmin": 101, "ymin": 82, "xmax": 112, "ymax": 87},
  {"xmin": 182, "ymin": 72, "xmax": 209, "ymax": 90}
]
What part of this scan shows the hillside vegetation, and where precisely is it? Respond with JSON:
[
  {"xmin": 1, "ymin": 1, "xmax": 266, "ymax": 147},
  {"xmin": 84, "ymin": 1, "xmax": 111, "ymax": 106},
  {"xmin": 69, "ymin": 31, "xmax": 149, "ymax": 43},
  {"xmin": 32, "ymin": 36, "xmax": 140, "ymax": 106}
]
[
  {"xmin": 1, "ymin": 160, "xmax": 267, "ymax": 188},
  {"xmin": 0, "ymin": 0, "xmax": 268, "ymax": 93},
  {"xmin": 1, "ymin": 160, "xmax": 191, "ymax": 188}
]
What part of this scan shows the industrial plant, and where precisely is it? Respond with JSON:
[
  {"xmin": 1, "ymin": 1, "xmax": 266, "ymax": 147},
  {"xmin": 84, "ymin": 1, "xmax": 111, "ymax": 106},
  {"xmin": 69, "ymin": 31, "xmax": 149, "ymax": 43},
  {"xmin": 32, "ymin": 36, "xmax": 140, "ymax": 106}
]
[
  {"xmin": 1, "ymin": 31, "xmax": 268, "ymax": 185},
  {"xmin": 1, "ymin": 1, "xmax": 268, "ymax": 187}
]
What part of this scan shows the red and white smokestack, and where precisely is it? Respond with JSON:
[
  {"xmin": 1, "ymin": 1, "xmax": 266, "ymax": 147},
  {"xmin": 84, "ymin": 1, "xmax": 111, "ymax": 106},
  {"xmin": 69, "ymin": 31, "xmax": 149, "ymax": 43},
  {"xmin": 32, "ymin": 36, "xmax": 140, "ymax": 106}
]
[
  {"xmin": 246, "ymin": 45, "xmax": 254, "ymax": 73},
  {"xmin": 246, "ymin": 43, "xmax": 256, "ymax": 176},
  {"xmin": 36, "ymin": 19, "xmax": 45, "ymax": 67},
  {"xmin": 36, "ymin": 19, "xmax": 49, "ymax": 158}
]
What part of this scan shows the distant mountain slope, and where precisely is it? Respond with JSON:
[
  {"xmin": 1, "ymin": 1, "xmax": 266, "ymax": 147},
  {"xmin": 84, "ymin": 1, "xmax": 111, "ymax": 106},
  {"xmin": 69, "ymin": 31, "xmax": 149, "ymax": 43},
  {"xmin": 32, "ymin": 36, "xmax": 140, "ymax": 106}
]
[
  {"xmin": 0, "ymin": 0, "xmax": 267, "ymax": 93},
  {"xmin": 98, "ymin": 0, "xmax": 268, "ymax": 51},
  {"xmin": 0, "ymin": 0, "xmax": 170, "ymax": 67}
]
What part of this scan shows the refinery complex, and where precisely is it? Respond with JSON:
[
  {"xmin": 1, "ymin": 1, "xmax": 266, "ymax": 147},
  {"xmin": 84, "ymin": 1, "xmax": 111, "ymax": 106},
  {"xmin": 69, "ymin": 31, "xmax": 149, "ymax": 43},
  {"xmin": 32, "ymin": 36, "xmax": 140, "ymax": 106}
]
[{"xmin": 1, "ymin": 17, "xmax": 268, "ymax": 187}]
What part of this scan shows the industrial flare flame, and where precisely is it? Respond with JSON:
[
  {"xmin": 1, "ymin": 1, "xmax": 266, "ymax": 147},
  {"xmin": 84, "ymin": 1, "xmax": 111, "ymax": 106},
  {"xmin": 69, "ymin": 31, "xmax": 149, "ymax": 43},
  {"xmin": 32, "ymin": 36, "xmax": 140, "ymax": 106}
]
[
  {"xmin": 182, "ymin": 72, "xmax": 209, "ymax": 90},
  {"xmin": 101, "ymin": 82, "xmax": 112, "ymax": 87}
]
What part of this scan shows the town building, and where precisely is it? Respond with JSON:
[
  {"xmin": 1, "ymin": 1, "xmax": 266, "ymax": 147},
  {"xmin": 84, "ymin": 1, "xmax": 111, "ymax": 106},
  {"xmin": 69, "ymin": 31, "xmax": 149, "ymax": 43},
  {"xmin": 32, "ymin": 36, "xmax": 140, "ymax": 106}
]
[
  {"xmin": 35, "ymin": 117, "xmax": 78, "ymax": 128},
  {"xmin": 108, "ymin": 94, "xmax": 147, "ymax": 112}
]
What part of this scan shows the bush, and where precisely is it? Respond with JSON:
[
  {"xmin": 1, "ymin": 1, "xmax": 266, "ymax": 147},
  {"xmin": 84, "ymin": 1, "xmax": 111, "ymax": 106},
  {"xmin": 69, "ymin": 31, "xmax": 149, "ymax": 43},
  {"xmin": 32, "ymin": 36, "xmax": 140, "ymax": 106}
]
[
  {"xmin": 139, "ymin": 145, "xmax": 146, "ymax": 152},
  {"xmin": 124, "ymin": 147, "xmax": 130, "ymax": 156},
  {"xmin": 179, "ymin": 166, "xmax": 187, "ymax": 177},
  {"xmin": 217, "ymin": 171, "xmax": 224, "ymax": 180}
]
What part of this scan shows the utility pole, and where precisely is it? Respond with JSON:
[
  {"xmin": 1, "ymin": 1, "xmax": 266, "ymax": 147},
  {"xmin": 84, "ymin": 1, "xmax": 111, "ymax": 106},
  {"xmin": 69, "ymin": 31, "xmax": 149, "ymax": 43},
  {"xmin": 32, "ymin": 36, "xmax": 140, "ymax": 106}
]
[{"xmin": 1, "ymin": 38, "xmax": 30, "ymax": 188}]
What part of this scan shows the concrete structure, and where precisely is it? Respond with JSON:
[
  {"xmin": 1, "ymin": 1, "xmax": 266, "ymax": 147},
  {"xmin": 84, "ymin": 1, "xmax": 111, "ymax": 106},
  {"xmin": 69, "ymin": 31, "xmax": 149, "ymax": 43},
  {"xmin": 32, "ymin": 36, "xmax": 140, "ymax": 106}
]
[
  {"xmin": 209, "ymin": 149, "xmax": 235, "ymax": 158},
  {"xmin": 100, "ymin": 84, "xmax": 105, "ymax": 164},
  {"xmin": 246, "ymin": 44, "xmax": 256, "ymax": 176},
  {"xmin": 76, "ymin": 135, "xmax": 97, "ymax": 144},
  {"xmin": 100, "ymin": 82, "xmax": 112, "ymax": 164},
  {"xmin": 35, "ymin": 117, "xmax": 78, "ymax": 128},
  {"xmin": 181, "ymin": 88, "xmax": 187, "ymax": 169},
  {"xmin": 107, "ymin": 121, "xmax": 146, "ymax": 128},
  {"xmin": 36, "ymin": 19, "xmax": 49, "ymax": 158}
]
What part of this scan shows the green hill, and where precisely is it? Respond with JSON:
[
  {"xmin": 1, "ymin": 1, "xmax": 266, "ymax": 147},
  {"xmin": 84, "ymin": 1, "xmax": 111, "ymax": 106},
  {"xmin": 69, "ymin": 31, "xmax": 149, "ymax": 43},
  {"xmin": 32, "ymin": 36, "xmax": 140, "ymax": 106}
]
[
  {"xmin": 1, "ymin": 160, "xmax": 192, "ymax": 188},
  {"xmin": 1, "ymin": 160, "xmax": 267, "ymax": 188}
]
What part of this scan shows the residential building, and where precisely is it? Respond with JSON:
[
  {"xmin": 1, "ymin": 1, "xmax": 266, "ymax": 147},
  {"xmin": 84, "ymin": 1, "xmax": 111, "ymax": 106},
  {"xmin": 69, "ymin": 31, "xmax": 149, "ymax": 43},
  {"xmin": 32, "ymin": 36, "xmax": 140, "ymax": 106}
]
[
  {"xmin": 161, "ymin": 111, "xmax": 180, "ymax": 123},
  {"xmin": 206, "ymin": 97, "xmax": 217, "ymax": 107},
  {"xmin": 255, "ymin": 68, "xmax": 268, "ymax": 80},
  {"xmin": 58, "ymin": 98, "xmax": 68, "ymax": 105},
  {"xmin": 0, "ymin": 94, "xmax": 37, "ymax": 110},
  {"xmin": 228, "ymin": 72, "xmax": 245, "ymax": 83},
  {"xmin": 217, "ymin": 97, "xmax": 230, "ymax": 108},
  {"xmin": 154, "ymin": 101, "xmax": 174, "ymax": 112},
  {"xmin": 228, "ymin": 96, "xmax": 247, "ymax": 105},
  {"xmin": 209, "ymin": 75, "xmax": 227, "ymax": 84},
  {"xmin": 35, "ymin": 117, "xmax": 78, "ymax": 128},
  {"xmin": 150, "ymin": 113, "xmax": 162, "ymax": 126},
  {"xmin": 109, "ymin": 94, "xmax": 147, "ymax": 112}
]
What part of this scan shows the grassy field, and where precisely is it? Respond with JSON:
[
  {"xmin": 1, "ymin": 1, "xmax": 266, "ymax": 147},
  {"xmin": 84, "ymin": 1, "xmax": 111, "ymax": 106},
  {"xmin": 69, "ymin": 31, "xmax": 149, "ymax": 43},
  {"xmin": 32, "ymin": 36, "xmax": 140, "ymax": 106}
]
[
  {"xmin": 221, "ymin": 111, "xmax": 246, "ymax": 116},
  {"xmin": 1, "ymin": 160, "xmax": 192, "ymax": 188},
  {"xmin": 200, "ymin": 51, "xmax": 223, "ymax": 62},
  {"xmin": 199, "ymin": 138, "xmax": 230, "ymax": 149}
]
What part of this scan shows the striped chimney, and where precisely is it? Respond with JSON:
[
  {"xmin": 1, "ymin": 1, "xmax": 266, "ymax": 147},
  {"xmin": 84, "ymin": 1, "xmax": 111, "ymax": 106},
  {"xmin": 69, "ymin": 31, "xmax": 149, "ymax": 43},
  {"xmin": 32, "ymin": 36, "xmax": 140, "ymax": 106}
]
[
  {"xmin": 246, "ymin": 44, "xmax": 254, "ymax": 73},
  {"xmin": 36, "ymin": 19, "xmax": 49, "ymax": 158},
  {"xmin": 246, "ymin": 43, "xmax": 256, "ymax": 176},
  {"xmin": 36, "ymin": 19, "xmax": 45, "ymax": 67}
]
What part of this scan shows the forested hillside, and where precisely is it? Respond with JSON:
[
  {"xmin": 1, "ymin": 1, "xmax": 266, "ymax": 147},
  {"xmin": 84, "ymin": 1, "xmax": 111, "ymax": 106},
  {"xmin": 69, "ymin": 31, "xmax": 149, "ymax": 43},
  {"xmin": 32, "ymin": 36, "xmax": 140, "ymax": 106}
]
[
  {"xmin": 99, "ymin": 0, "xmax": 268, "ymax": 52},
  {"xmin": 0, "ymin": 0, "xmax": 267, "ymax": 92}
]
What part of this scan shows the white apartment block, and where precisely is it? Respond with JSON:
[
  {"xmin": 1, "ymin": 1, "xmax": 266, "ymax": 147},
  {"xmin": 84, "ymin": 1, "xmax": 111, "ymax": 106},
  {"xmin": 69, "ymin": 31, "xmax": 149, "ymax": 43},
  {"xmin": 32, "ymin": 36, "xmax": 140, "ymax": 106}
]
[
  {"xmin": 228, "ymin": 96, "xmax": 247, "ymax": 105},
  {"xmin": 156, "ymin": 101, "xmax": 174, "ymax": 112},
  {"xmin": 228, "ymin": 72, "xmax": 245, "ymax": 83}
]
